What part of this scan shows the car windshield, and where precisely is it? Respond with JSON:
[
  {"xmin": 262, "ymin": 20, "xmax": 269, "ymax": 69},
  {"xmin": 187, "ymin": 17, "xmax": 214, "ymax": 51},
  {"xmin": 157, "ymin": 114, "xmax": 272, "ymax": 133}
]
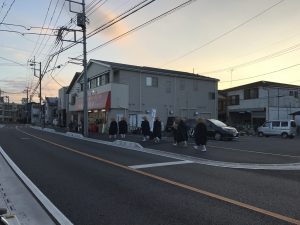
[{"xmin": 209, "ymin": 119, "xmax": 227, "ymax": 127}]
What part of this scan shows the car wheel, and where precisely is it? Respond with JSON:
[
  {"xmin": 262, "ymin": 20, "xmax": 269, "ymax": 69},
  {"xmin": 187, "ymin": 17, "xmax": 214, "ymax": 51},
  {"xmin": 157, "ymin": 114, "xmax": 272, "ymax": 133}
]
[
  {"xmin": 281, "ymin": 132, "xmax": 288, "ymax": 139},
  {"xmin": 214, "ymin": 132, "xmax": 222, "ymax": 141},
  {"xmin": 258, "ymin": 132, "xmax": 264, "ymax": 137}
]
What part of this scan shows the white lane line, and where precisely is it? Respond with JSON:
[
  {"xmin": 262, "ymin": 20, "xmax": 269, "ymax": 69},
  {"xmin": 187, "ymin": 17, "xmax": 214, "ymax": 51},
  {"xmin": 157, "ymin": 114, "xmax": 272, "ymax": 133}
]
[
  {"xmin": 27, "ymin": 126, "xmax": 300, "ymax": 170},
  {"xmin": 208, "ymin": 144, "xmax": 300, "ymax": 159},
  {"xmin": 129, "ymin": 160, "xmax": 194, "ymax": 169},
  {"xmin": 0, "ymin": 146, "xmax": 73, "ymax": 225},
  {"xmin": 20, "ymin": 137, "xmax": 31, "ymax": 140}
]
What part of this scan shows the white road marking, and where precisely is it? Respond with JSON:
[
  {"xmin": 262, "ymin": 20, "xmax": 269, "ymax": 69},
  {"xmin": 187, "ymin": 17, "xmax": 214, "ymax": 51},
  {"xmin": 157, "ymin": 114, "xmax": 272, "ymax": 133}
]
[
  {"xmin": 20, "ymin": 137, "xmax": 31, "ymax": 140},
  {"xmin": 26, "ymin": 126, "xmax": 300, "ymax": 170},
  {"xmin": 129, "ymin": 160, "xmax": 194, "ymax": 169},
  {"xmin": 208, "ymin": 144, "xmax": 300, "ymax": 159}
]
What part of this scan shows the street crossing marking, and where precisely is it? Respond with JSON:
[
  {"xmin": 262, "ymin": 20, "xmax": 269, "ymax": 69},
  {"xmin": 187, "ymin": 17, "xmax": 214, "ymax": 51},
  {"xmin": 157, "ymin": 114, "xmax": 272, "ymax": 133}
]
[
  {"xmin": 129, "ymin": 160, "xmax": 194, "ymax": 169},
  {"xmin": 16, "ymin": 127, "xmax": 300, "ymax": 225}
]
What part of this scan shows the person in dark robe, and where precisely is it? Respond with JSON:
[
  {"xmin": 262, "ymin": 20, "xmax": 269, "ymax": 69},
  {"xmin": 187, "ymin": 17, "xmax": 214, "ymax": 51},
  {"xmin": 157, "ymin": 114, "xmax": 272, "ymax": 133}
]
[
  {"xmin": 153, "ymin": 117, "xmax": 162, "ymax": 143},
  {"xmin": 193, "ymin": 117, "xmax": 207, "ymax": 151},
  {"xmin": 173, "ymin": 118, "xmax": 188, "ymax": 147},
  {"xmin": 108, "ymin": 118, "xmax": 118, "ymax": 139},
  {"xmin": 141, "ymin": 116, "xmax": 150, "ymax": 141},
  {"xmin": 118, "ymin": 117, "xmax": 128, "ymax": 138}
]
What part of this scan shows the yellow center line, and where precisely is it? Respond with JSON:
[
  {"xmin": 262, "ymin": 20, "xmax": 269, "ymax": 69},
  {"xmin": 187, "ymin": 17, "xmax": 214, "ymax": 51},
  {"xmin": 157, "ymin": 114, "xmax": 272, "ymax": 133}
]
[{"xmin": 17, "ymin": 127, "xmax": 300, "ymax": 225}]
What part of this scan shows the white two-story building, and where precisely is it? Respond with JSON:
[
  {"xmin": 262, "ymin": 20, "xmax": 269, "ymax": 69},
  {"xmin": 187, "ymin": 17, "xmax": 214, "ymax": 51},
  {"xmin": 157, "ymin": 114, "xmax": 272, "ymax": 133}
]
[
  {"xmin": 66, "ymin": 60, "xmax": 219, "ymax": 133},
  {"xmin": 220, "ymin": 81, "xmax": 300, "ymax": 130}
]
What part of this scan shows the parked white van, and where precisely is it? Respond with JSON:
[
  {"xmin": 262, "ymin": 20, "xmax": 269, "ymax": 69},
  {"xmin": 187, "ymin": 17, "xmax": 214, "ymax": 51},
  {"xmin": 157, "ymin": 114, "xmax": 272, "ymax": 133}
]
[{"xmin": 257, "ymin": 120, "xmax": 297, "ymax": 138}]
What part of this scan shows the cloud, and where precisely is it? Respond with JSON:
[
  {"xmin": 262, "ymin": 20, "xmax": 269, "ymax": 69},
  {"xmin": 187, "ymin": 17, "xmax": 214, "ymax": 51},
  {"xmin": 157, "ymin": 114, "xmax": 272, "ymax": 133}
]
[{"xmin": 88, "ymin": 6, "xmax": 128, "ymax": 40}]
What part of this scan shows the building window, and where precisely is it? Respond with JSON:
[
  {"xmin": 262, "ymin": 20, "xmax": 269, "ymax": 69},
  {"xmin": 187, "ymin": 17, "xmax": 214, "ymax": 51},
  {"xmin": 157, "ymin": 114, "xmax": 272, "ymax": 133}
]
[
  {"xmin": 289, "ymin": 90, "xmax": 299, "ymax": 98},
  {"xmin": 96, "ymin": 77, "xmax": 100, "ymax": 87},
  {"xmin": 227, "ymin": 95, "xmax": 240, "ymax": 105},
  {"xmin": 244, "ymin": 88, "xmax": 258, "ymax": 99},
  {"xmin": 146, "ymin": 77, "xmax": 158, "ymax": 87},
  {"xmin": 70, "ymin": 94, "xmax": 76, "ymax": 105}
]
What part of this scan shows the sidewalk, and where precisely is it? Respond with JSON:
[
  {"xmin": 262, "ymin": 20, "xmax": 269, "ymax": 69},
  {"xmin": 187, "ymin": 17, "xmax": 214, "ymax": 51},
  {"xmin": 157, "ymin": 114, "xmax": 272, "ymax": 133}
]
[{"xmin": 0, "ymin": 149, "xmax": 56, "ymax": 225}]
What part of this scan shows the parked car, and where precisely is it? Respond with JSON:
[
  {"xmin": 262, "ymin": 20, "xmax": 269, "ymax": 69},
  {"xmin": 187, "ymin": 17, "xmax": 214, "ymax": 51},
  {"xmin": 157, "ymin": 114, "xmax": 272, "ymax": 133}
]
[
  {"xmin": 257, "ymin": 120, "xmax": 297, "ymax": 138},
  {"xmin": 185, "ymin": 118, "xmax": 239, "ymax": 141}
]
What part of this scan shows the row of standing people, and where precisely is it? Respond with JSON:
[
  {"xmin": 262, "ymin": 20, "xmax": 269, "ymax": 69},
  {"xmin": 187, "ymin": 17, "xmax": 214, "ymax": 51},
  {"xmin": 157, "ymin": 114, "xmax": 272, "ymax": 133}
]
[
  {"xmin": 109, "ymin": 116, "xmax": 207, "ymax": 151},
  {"xmin": 109, "ymin": 116, "xmax": 162, "ymax": 143},
  {"xmin": 108, "ymin": 117, "xmax": 128, "ymax": 139}
]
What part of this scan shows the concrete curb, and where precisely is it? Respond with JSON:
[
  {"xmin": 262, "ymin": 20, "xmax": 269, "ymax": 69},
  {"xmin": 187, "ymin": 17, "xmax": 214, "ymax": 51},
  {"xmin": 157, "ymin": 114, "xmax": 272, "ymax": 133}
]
[
  {"xmin": 65, "ymin": 132, "xmax": 84, "ymax": 139},
  {"xmin": 0, "ymin": 147, "xmax": 73, "ymax": 225},
  {"xmin": 113, "ymin": 140, "xmax": 143, "ymax": 150}
]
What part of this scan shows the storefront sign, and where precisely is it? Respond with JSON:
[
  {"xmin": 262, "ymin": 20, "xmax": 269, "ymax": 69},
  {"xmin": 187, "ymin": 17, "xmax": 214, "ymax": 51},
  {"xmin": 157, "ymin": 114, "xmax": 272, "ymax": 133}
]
[{"xmin": 75, "ymin": 91, "xmax": 111, "ymax": 111}]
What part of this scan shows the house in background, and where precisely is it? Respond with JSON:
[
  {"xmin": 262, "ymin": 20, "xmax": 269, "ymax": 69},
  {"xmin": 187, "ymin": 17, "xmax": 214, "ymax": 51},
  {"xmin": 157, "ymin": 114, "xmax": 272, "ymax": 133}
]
[
  {"xmin": 58, "ymin": 87, "xmax": 68, "ymax": 127},
  {"xmin": 30, "ymin": 102, "xmax": 40, "ymax": 124},
  {"xmin": 44, "ymin": 97, "xmax": 58, "ymax": 125},
  {"xmin": 67, "ymin": 60, "xmax": 219, "ymax": 133},
  {"xmin": 220, "ymin": 81, "xmax": 300, "ymax": 130}
]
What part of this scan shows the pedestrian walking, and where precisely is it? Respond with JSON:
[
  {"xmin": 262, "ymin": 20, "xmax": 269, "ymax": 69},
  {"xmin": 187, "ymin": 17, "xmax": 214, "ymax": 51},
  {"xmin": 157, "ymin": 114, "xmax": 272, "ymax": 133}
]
[
  {"xmin": 108, "ymin": 118, "xmax": 118, "ymax": 139},
  {"xmin": 172, "ymin": 118, "xmax": 179, "ymax": 146},
  {"xmin": 173, "ymin": 118, "xmax": 188, "ymax": 147},
  {"xmin": 153, "ymin": 117, "xmax": 162, "ymax": 143},
  {"xmin": 118, "ymin": 117, "xmax": 128, "ymax": 138},
  {"xmin": 193, "ymin": 118, "xmax": 207, "ymax": 151},
  {"xmin": 141, "ymin": 116, "xmax": 150, "ymax": 141}
]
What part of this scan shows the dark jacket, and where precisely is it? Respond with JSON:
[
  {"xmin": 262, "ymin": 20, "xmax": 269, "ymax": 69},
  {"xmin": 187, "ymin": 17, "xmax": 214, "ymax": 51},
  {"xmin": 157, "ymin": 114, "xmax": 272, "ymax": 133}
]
[
  {"xmin": 153, "ymin": 120, "xmax": 162, "ymax": 139},
  {"xmin": 109, "ymin": 121, "xmax": 118, "ymax": 135},
  {"xmin": 176, "ymin": 120, "xmax": 188, "ymax": 142},
  {"xmin": 141, "ymin": 120, "xmax": 150, "ymax": 136},
  {"xmin": 118, "ymin": 120, "xmax": 128, "ymax": 134},
  {"xmin": 194, "ymin": 122, "xmax": 207, "ymax": 145}
]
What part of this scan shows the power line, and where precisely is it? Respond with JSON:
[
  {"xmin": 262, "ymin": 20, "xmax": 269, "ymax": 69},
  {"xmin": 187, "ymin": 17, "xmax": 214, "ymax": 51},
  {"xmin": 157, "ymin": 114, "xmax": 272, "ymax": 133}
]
[
  {"xmin": 87, "ymin": 0, "xmax": 107, "ymax": 17},
  {"xmin": 34, "ymin": 0, "xmax": 61, "ymax": 59},
  {"xmin": 49, "ymin": 0, "xmax": 156, "ymax": 58},
  {"xmin": 0, "ymin": 22, "xmax": 60, "ymax": 31},
  {"xmin": 0, "ymin": 56, "xmax": 26, "ymax": 67},
  {"xmin": 219, "ymin": 63, "xmax": 300, "ymax": 83},
  {"xmin": 161, "ymin": 0, "xmax": 286, "ymax": 67},
  {"xmin": 0, "ymin": 29, "xmax": 57, "ymax": 36},
  {"xmin": 28, "ymin": 0, "xmax": 54, "ymax": 60},
  {"xmin": 200, "ymin": 42, "xmax": 300, "ymax": 74},
  {"xmin": 0, "ymin": 0, "xmax": 16, "ymax": 24},
  {"xmin": 82, "ymin": 0, "xmax": 197, "ymax": 57}
]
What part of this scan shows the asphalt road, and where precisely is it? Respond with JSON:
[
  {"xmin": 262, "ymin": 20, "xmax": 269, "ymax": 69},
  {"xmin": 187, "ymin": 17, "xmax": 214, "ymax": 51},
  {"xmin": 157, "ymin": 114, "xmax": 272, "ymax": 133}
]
[{"xmin": 0, "ymin": 124, "xmax": 300, "ymax": 225}]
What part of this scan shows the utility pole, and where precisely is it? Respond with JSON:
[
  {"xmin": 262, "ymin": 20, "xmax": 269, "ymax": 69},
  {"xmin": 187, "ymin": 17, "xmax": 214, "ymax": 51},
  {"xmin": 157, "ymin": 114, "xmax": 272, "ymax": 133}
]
[
  {"xmin": 64, "ymin": 0, "xmax": 88, "ymax": 136},
  {"xmin": 82, "ymin": 0, "xmax": 88, "ymax": 137},
  {"xmin": 24, "ymin": 87, "xmax": 30, "ymax": 123},
  {"xmin": 30, "ymin": 57, "xmax": 42, "ymax": 125}
]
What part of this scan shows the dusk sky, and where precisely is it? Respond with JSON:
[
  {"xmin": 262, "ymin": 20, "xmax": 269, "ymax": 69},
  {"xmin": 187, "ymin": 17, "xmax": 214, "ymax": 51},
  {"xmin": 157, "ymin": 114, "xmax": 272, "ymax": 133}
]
[{"xmin": 1, "ymin": 0, "xmax": 300, "ymax": 103}]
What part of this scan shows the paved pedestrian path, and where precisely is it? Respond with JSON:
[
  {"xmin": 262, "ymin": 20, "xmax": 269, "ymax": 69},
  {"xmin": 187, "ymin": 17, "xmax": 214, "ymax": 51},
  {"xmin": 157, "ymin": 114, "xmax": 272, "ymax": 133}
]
[{"xmin": 0, "ymin": 147, "xmax": 57, "ymax": 225}]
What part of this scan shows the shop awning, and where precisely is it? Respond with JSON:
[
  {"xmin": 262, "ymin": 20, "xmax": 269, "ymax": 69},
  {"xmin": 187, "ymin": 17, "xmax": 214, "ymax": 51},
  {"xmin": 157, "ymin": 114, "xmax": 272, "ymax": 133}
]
[{"xmin": 75, "ymin": 91, "xmax": 111, "ymax": 111}]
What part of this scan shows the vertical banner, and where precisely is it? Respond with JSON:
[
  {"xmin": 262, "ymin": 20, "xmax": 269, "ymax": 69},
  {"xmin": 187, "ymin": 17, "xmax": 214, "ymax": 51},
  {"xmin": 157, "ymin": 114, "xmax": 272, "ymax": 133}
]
[{"xmin": 150, "ymin": 109, "xmax": 156, "ymax": 131}]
